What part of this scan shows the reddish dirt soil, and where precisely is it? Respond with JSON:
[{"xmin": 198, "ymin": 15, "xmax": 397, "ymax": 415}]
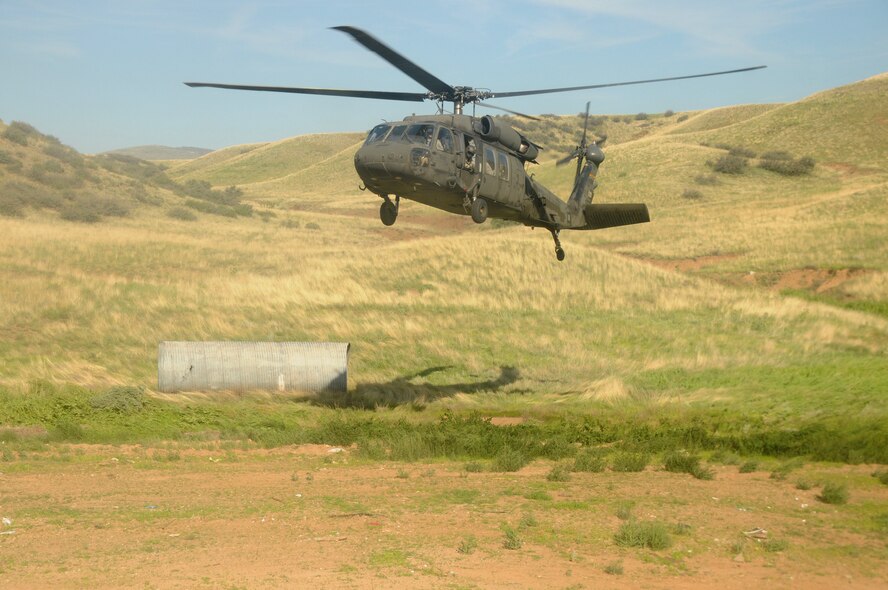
[{"xmin": 1, "ymin": 445, "xmax": 886, "ymax": 589}]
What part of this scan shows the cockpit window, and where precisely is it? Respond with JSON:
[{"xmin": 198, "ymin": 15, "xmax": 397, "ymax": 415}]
[
  {"xmin": 405, "ymin": 124, "xmax": 435, "ymax": 145},
  {"xmin": 387, "ymin": 125, "xmax": 407, "ymax": 142},
  {"xmin": 435, "ymin": 127, "xmax": 454, "ymax": 153},
  {"xmin": 365, "ymin": 124, "xmax": 390, "ymax": 145}
]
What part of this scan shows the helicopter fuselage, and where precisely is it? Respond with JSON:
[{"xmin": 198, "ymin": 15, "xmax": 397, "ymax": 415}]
[{"xmin": 354, "ymin": 114, "xmax": 575, "ymax": 229}]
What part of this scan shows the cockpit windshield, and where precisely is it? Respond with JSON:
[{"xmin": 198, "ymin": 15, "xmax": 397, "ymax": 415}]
[{"xmin": 365, "ymin": 124, "xmax": 390, "ymax": 145}]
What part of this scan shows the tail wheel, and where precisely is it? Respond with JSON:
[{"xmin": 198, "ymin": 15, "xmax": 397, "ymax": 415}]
[
  {"xmin": 471, "ymin": 198, "xmax": 488, "ymax": 224},
  {"xmin": 380, "ymin": 200, "xmax": 397, "ymax": 226}
]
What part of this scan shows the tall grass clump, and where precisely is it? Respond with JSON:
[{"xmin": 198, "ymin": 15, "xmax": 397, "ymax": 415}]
[
  {"xmin": 573, "ymin": 449, "xmax": 607, "ymax": 472},
  {"xmin": 611, "ymin": 452, "xmax": 649, "ymax": 472},
  {"xmin": 663, "ymin": 450, "xmax": 714, "ymax": 480},
  {"xmin": 492, "ymin": 447, "xmax": 530, "ymax": 472},
  {"xmin": 614, "ymin": 521, "xmax": 672, "ymax": 550}
]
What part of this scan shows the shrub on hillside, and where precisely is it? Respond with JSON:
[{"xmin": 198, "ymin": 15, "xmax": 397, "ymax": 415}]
[
  {"xmin": 729, "ymin": 146, "xmax": 757, "ymax": 158},
  {"xmin": 676, "ymin": 114, "xmax": 689, "ymax": 122},
  {"xmin": 758, "ymin": 155, "xmax": 815, "ymax": 176},
  {"xmin": 0, "ymin": 192, "xmax": 26, "ymax": 217},
  {"xmin": 635, "ymin": 112, "xmax": 649, "ymax": 120},
  {"xmin": 2, "ymin": 121, "xmax": 38, "ymax": 146},
  {"xmin": 59, "ymin": 194, "xmax": 130, "ymax": 223},
  {"xmin": 682, "ymin": 188, "xmax": 704, "ymax": 200},
  {"xmin": 43, "ymin": 144, "xmax": 85, "ymax": 168},
  {"xmin": 760, "ymin": 150, "xmax": 792, "ymax": 160},
  {"xmin": 694, "ymin": 174, "xmax": 719, "ymax": 186},
  {"xmin": 0, "ymin": 150, "xmax": 19, "ymax": 166},
  {"xmin": 167, "ymin": 206, "xmax": 197, "ymax": 221},
  {"xmin": 709, "ymin": 154, "xmax": 748, "ymax": 174},
  {"xmin": 664, "ymin": 109, "xmax": 674, "ymax": 117},
  {"xmin": 184, "ymin": 198, "xmax": 237, "ymax": 218}
]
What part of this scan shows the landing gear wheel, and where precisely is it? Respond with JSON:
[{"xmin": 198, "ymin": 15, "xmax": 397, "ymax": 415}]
[
  {"xmin": 471, "ymin": 198, "xmax": 488, "ymax": 224},
  {"xmin": 550, "ymin": 228, "xmax": 565, "ymax": 261},
  {"xmin": 380, "ymin": 200, "xmax": 397, "ymax": 226}
]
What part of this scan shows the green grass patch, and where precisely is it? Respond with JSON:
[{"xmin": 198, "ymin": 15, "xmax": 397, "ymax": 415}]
[{"xmin": 614, "ymin": 521, "xmax": 673, "ymax": 550}]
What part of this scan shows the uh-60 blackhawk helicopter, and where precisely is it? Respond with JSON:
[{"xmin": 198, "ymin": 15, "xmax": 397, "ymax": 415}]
[{"xmin": 187, "ymin": 26, "xmax": 764, "ymax": 261}]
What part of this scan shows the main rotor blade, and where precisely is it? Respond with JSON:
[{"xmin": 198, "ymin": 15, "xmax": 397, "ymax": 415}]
[
  {"xmin": 332, "ymin": 26, "xmax": 455, "ymax": 97},
  {"xmin": 490, "ymin": 65, "xmax": 767, "ymax": 99},
  {"xmin": 184, "ymin": 82, "xmax": 427, "ymax": 102},
  {"xmin": 478, "ymin": 102, "xmax": 541, "ymax": 121}
]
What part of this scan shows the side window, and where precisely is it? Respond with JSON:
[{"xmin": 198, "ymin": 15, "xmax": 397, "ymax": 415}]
[
  {"xmin": 435, "ymin": 127, "xmax": 454, "ymax": 153},
  {"xmin": 405, "ymin": 124, "xmax": 434, "ymax": 145},
  {"xmin": 483, "ymin": 145, "xmax": 496, "ymax": 176},
  {"xmin": 497, "ymin": 152, "xmax": 509, "ymax": 181}
]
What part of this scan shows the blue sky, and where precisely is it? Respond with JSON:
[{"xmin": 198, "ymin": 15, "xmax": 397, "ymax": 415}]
[{"xmin": 1, "ymin": 0, "xmax": 886, "ymax": 153}]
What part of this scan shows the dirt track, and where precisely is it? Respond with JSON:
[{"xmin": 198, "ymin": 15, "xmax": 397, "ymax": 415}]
[{"xmin": 1, "ymin": 444, "xmax": 886, "ymax": 589}]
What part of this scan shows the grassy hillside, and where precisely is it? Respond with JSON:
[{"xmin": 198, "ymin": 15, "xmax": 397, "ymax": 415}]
[
  {"xmin": 168, "ymin": 132, "xmax": 364, "ymax": 187},
  {"xmin": 1, "ymin": 74, "xmax": 887, "ymax": 462}
]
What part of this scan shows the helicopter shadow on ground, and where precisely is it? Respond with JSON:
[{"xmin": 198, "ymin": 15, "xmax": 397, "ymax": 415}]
[{"xmin": 313, "ymin": 365, "xmax": 523, "ymax": 409}]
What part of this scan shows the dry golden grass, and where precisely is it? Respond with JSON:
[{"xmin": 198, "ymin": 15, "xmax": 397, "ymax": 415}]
[{"xmin": 2, "ymin": 75, "xmax": 887, "ymax": 423}]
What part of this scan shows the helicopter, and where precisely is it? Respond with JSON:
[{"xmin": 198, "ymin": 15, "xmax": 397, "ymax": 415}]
[{"xmin": 186, "ymin": 26, "xmax": 765, "ymax": 261}]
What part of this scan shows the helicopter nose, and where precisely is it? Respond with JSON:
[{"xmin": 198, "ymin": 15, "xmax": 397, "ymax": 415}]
[{"xmin": 355, "ymin": 145, "xmax": 409, "ymax": 177}]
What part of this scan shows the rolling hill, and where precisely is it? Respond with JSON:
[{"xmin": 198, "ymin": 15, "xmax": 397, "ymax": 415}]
[
  {"xmin": 1, "ymin": 73, "xmax": 886, "ymax": 408},
  {"xmin": 102, "ymin": 145, "xmax": 212, "ymax": 161}
]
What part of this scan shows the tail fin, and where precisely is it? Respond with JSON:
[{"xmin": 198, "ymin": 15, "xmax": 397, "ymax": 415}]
[{"xmin": 568, "ymin": 159, "xmax": 599, "ymax": 211}]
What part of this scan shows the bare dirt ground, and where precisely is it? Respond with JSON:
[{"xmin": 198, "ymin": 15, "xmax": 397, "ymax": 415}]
[{"xmin": 1, "ymin": 444, "xmax": 886, "ymax": 589}]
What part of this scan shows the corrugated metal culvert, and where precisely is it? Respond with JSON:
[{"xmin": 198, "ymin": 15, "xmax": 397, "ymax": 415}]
[{"xmin": 157, "ymin": 341, "xmax": 349, "ymax": 393}]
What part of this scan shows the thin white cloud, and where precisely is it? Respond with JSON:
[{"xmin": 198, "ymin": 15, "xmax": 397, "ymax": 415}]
[{"xmin": 533, "ymin": 0, "xmax": 843, "ymax": 59}]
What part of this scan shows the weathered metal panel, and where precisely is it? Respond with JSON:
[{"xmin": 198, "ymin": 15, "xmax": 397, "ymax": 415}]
[{"xmin": 157, "ymin": 341, "xmax": 349, "ymax": 393}]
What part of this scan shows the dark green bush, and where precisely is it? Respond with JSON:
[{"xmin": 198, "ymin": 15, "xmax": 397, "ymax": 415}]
[
  {"xmin": 710, "ymin": 155, "xmax": 748, "ymax": 174},
  {"xmin": 635, "ymin": 112, "xmax": 649, "ymax": 121},
  {"xmin": 758, "ymin": 156, "xmax": 815, "ymax": 176},
  {"xmin": 738, "ymin": 461, "xmax": 758, "ymax": 473},
  {"xmin": 677, "ymin": 114, "xmax": 689, "ymax": 122},
  {"xmin": 818, "ymin": 482, "xmax": 849, "ymax": 505}
]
